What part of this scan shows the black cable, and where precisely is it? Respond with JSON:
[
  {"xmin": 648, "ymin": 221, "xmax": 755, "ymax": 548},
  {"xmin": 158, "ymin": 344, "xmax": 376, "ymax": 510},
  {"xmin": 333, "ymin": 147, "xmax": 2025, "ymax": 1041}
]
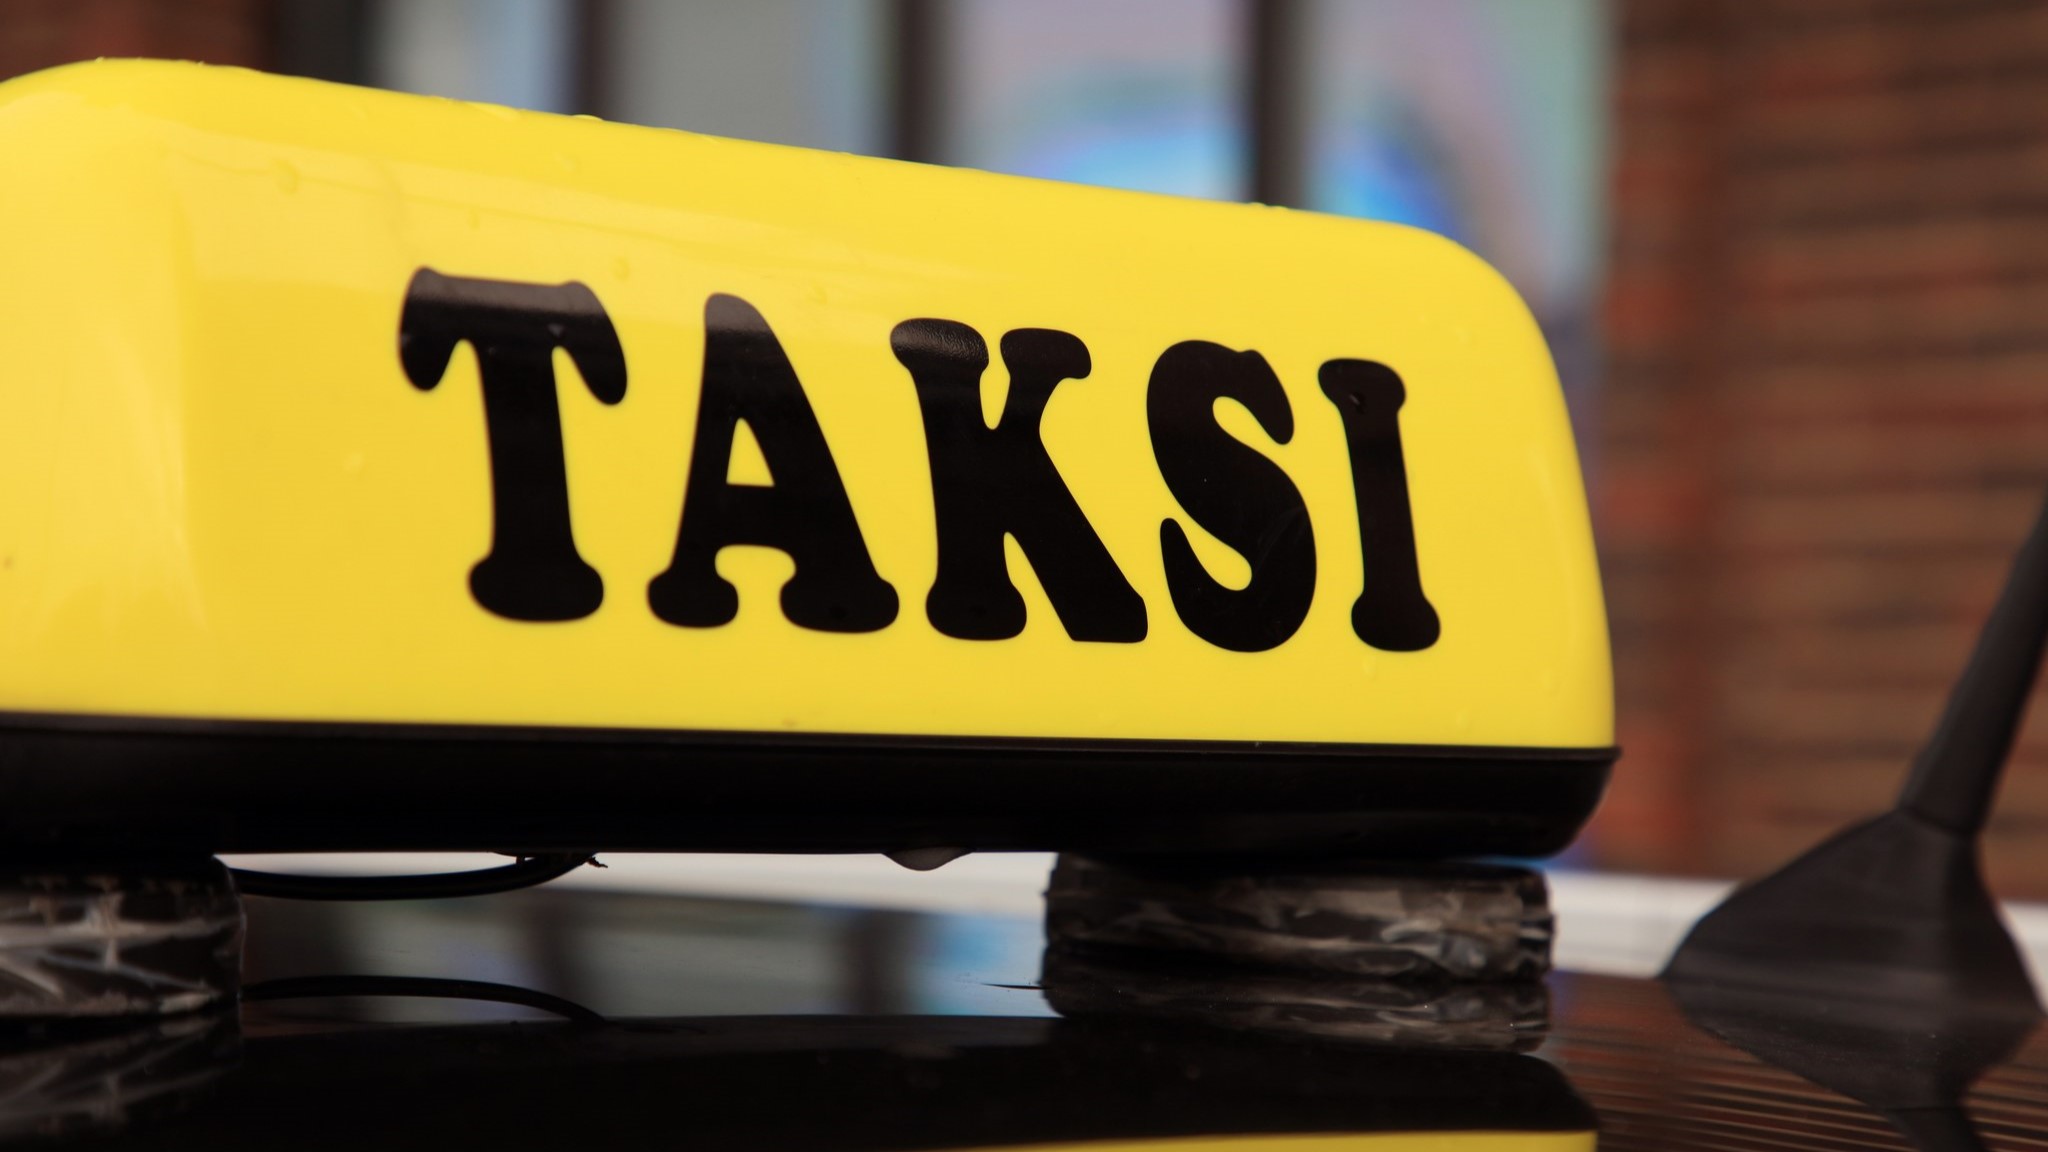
[
  {"xmin": 242, "ymin": 974, "xmax": 605, "ymax": 1023},
  {"xmin": 228, "ymin": 853, "xmax": 595, "ymax": 901}
]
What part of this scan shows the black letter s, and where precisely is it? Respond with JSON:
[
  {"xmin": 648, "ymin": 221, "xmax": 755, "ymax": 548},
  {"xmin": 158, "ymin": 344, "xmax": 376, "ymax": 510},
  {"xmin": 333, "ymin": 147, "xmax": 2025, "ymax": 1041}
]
[{"xmin": 1149, "ymin": 342, "xmax": 1316, "ymax": 653}]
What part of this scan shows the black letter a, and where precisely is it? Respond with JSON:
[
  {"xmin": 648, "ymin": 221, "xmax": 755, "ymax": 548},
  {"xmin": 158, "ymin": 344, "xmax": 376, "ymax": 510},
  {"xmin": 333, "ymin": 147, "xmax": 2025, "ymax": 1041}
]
[{"xmin": 648, "ymin": 295, "xmax": 898, "ymax": 632}]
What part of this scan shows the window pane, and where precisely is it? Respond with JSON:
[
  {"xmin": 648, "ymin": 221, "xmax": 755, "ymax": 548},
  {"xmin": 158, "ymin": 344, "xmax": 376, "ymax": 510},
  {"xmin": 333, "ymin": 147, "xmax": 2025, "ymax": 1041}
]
[
  {"xmin": 604, "ymin": 0, "xmax": 891, "ymax": 154},
  {"xmin": 1298, "ymin": 0, "xmax": 1609, "ymax": 342},
  {"xmin": 372, "ymin": 0, "xmax": 575, "ymax": 113},
  {"xmin": 936, "ymin": 0, "xmax": 1245, "ymax": 201}
]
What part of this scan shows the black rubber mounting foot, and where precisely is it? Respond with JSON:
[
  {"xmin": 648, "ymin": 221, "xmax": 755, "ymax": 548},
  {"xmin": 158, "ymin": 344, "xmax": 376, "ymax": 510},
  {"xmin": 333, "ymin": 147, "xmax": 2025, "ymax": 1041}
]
[
  {"xmin": 1045, "ymin": 854, "xmax": 1551, "ymax": 980},
  {"xmin": 0, "ymin": 857, "xmax": 243, "ymax": 1018}
]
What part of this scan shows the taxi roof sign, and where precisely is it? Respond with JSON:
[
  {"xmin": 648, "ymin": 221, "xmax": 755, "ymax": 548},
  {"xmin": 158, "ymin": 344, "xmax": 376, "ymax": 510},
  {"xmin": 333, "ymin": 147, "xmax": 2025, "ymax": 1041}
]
[{"xmin": 0, "ymin": 61, "xmax": 1612, "ymax": 858}]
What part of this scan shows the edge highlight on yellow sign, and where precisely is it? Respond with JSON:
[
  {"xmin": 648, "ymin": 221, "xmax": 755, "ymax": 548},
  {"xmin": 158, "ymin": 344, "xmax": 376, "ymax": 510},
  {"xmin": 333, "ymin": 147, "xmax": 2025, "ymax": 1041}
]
[{"xmin": 0, "ymin": 60, "xmax": 1613, "ymax": 857}]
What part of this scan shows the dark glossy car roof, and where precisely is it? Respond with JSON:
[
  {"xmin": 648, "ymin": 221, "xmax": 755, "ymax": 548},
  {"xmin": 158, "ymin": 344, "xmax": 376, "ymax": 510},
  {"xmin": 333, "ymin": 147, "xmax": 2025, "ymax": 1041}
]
[{"xmin": 11, "ymin": 884, "xmax": 2046, "ymax": 1150}]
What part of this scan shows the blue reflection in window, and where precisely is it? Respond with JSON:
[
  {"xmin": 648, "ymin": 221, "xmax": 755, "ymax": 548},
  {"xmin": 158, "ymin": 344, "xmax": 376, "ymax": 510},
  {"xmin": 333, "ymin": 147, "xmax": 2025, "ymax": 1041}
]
[
  {"xmin": 1312, "ymin": 108, "xmax": 1466, "ymax": 242},
  {"xmin": 941, "ymin": 0, "xmax": 1244, "ymax": 201}
]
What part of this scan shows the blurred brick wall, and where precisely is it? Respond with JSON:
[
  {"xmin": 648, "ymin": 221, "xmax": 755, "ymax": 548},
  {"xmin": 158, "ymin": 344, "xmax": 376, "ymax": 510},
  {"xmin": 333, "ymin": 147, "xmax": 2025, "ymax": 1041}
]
[
  {"xmin": 1594, "ymin": 0, "xmax": 2048, "ymax": 895},
  {"xmin": 0, "ymin": 0, "xmax": 270, "ymax": 79}
]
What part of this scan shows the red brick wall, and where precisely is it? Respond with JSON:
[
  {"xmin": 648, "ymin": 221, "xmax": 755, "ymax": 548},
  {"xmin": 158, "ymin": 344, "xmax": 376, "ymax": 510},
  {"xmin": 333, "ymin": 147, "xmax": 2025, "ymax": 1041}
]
[
  {"xmin": 0, "ymin": 0, "xmax": 270, "ymax": 80},
  {"xmin": 1592, "ymin": 0, "xmax": 2048, "ymax": 895}
]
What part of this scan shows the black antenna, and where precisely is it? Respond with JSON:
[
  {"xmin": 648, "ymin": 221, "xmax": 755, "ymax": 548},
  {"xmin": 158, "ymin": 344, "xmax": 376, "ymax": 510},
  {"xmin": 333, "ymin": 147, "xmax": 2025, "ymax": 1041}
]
[
  {"xmin": 1899, "ymin": 489, "xmax": 2048, "ymax": 836},
  {"xmin": 1663, "ymin": 488, "xmax": 2048, "ymax": 1152},
  {"xmin": 1664, "ymin": 488, "xmax": 2048, "ymax": 1011}
]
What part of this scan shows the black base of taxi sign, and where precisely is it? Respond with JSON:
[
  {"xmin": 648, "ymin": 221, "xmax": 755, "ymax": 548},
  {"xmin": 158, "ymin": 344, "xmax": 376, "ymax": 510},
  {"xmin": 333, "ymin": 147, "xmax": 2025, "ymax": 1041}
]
[{"xmin": 0, "ymin": 713, "xmax": 1611, "ymax": 859}]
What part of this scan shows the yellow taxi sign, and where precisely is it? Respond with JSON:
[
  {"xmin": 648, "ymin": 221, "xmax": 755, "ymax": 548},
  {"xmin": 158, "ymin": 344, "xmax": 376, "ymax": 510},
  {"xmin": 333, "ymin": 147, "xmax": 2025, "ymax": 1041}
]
[{"xmin": 0, "ymin": 61, "xmax": 1611, "ymax": 856}]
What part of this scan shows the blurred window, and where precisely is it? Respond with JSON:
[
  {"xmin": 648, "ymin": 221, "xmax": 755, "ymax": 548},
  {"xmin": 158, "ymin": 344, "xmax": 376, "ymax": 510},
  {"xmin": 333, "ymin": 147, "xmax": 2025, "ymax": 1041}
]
[
  {"xmin": 601, "ymin": 0, "xmax": 892, "ymax": 154},
  {"xmin": 370, "ymin": 0, "xmax": 577, "ymax": 113},
  {"xmin": 932, "ymin": 0, "xmax": 1245, "ymax": 201},
  {"xmin": 1295, "ymin": 0, "xmax": 1610, "ymax": 390}
]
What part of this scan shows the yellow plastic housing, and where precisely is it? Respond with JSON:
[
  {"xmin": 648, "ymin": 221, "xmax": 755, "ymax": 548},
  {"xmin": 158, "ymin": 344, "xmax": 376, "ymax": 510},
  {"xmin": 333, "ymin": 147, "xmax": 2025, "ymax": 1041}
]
[{"xmin": 0, "ymin": 60, "xmax": 1609, "ymax": 751}]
